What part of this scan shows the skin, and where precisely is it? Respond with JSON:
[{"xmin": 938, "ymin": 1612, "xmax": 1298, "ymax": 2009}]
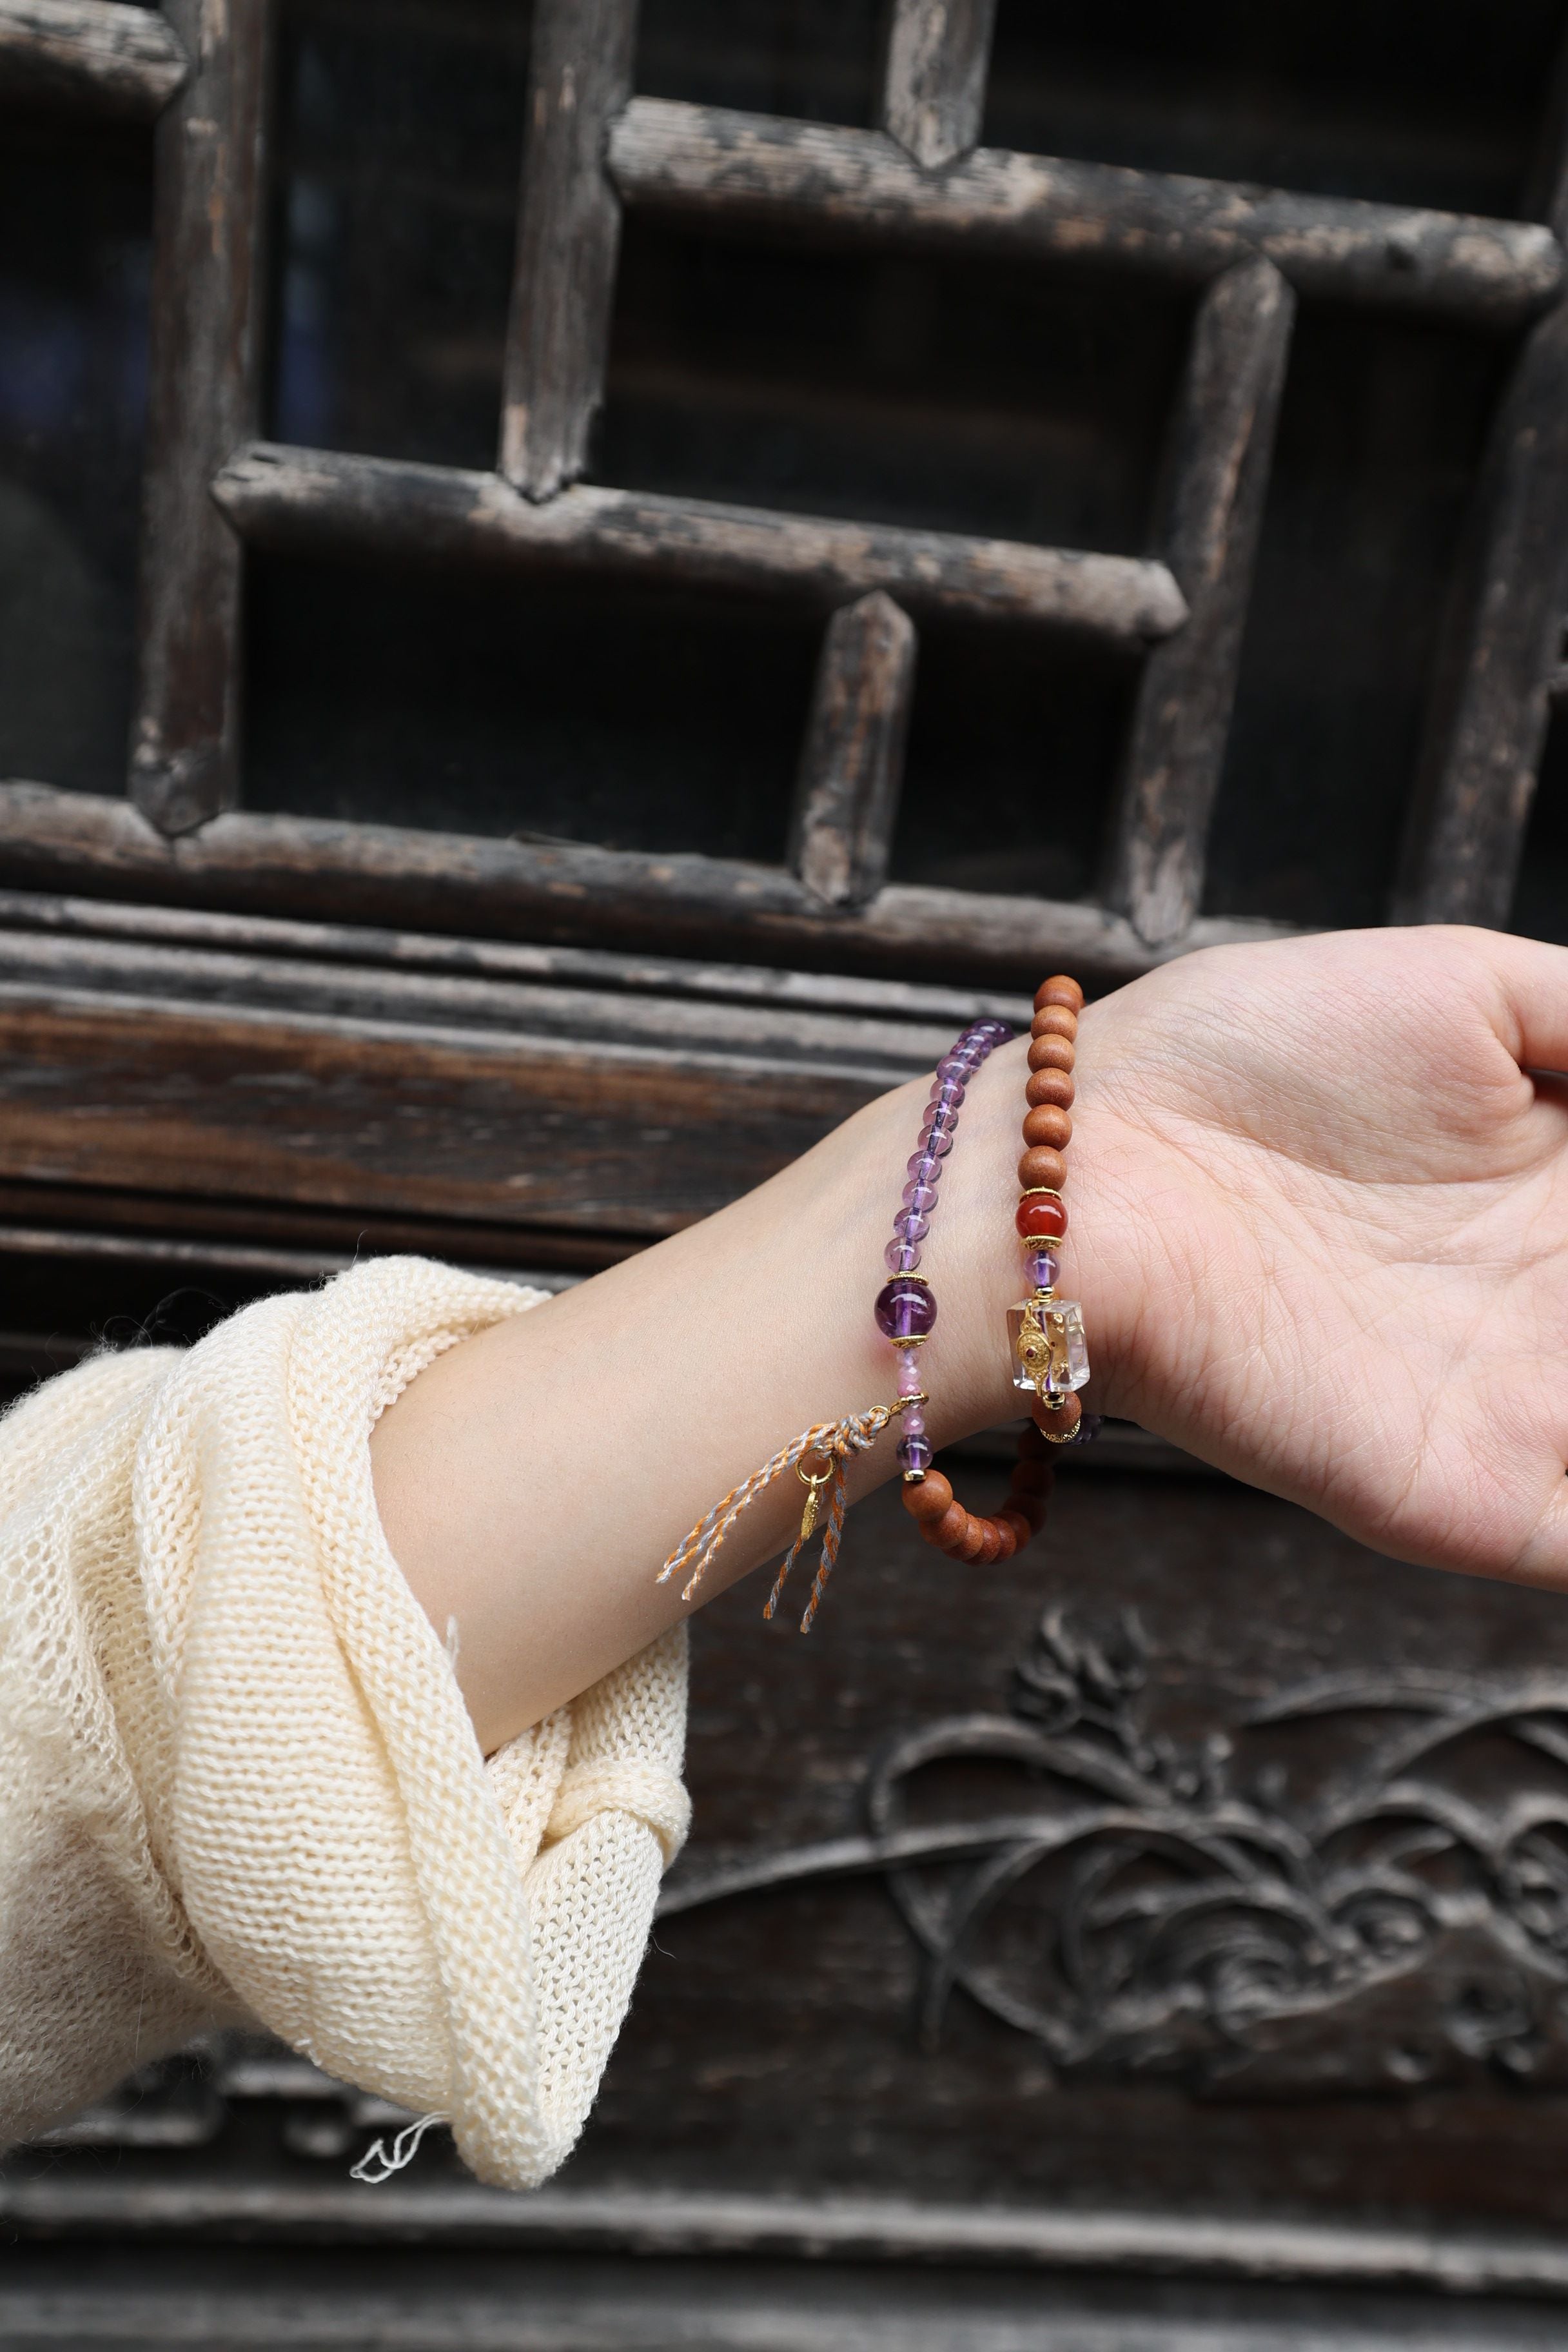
[{"xmin": 371, "ymin": 925, "xmax": 1568, "ymax": 1756}]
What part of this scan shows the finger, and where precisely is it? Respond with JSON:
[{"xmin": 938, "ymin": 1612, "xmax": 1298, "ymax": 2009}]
[
  {"xmin": 1509, "ymin": 1475, "xmax": 1568, "ymax": 1589},
  {"xmin": 1482, "ymin": 929, "xmax": 1568, "ymax": 1080}
]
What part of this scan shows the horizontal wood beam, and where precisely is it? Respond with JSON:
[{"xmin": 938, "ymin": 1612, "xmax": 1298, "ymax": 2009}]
[
  {"xmin": 8, "ymin": 2175, "xmax": 1568, "ymax": 2297},
  {"xmin": 212, "ymin": 442, "xmax": 1188, "ymax": 642},
  {"xmin": 789, "ymin": 592, "xmax": 916, "ymax": 907},
  {"xmin": 0, "ymin": 785, "xmax": 1297, "ymax": 996},
  {"xmin": 0, "ymin": 0, "xmax": 186, "ymax": 118},
  {"xmin": 0, "ymin": 986, "xmax": 879, "ymax": 1244},
  {"xmin": 879, "ymin": 0, "xmax": 997, "ymax": 172},
  {"xmin": 0, "ymin": 912, "xmax": 961, "ymax": 1082},
  {"xmin": 608, "ymin": 99, "xmax": 1565, "ymax": 330},
  {"xmin": 0, "ymin": 887, "xmax": 1029, "ymax": 1033}
]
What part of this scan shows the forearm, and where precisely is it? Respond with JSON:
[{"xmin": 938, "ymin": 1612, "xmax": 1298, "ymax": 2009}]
[{"xmin": 371, "ymin": 1011, "xmax": 1141, "ymax": 1753}]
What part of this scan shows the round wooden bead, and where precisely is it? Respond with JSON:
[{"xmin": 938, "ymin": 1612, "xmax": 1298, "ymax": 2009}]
[
  {"xmin": 1018, "ymin": 1145, "xmax": 1068, "ymax": 1190},
  {"xmin": 990, "ymin": 1516, "xmax": 1017, "ymax": 1560},
  {"xmin": 1023, "ymin": 1104, "xmax": 1072, "ymax": 1152},
  {"xmin": 1027, "ymin": 1035, "xmax": 1075, "ymax": 1075},
  {"xmin": 1015, "ymin": 1192, "xmax": 1067, "ymax": 1242},
  {"xmin": 1008, "ymin": 1491, "xmax": 1048, "ymax": 1535},
  {"xmin": 1017, "ymin": 1420, "xmax": 1054, "ymax": 1461},
  {"xmin": 923, "ymin": 1501, "xmax": 969, "ymax": 1548},
  {"xmin": 951, "ymin": 1515, "xmax": 990, "ymax": 1563},
  {"xmin": 1024, "ymin": 1069, "xmax": 1074, "ymax": 1111},
  {"xmin": 1031, "ymin": 1006, "xmax": 1077, "ymax": 1042},
  {"xmin": 997, "ymin": 1507, "xmax": 1034, "ymax": 1550},
  {"xmin": 901, "ymin": 1471, "xmax": 954, "ymax": 1524},
  {"xmin": 1032, "ymin": 1393, "xmax": 1083, "ymax": 1441},
  {"xmin": 974, "ymin": 1520, "xmax": 1003, "ymax": 1565},
  {"xmin": 1034, "ymin": 976, "xmax": 1083, "ymax": 1014}
]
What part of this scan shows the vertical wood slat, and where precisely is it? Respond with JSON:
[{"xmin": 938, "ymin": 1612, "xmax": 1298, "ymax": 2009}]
[
  {"xmin": 129, "ymin": 0, "xmax": 270, "ymax": 837},
  {"xmin": 1393, "ymin": 89, "xmax": 1568, "ymax": 928},
  {"xmin": 789, "ymin": 592, "xmax": 917, "ymax": 907},
  {"xmin": 499, "ymin": 0, "xmax": 640, "ymax": 500},
  {"xmin": 878, "ymin": 0, "xmax": 997, "ymax": 172},
  {"xmin": 1102, "ymin": 257, "xmax": 1295, "ymax": 947}
]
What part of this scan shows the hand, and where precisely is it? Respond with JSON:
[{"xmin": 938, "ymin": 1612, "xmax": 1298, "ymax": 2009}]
[
  {"xmin": 1060, "ymin": 925, "xmax": 1568, "ymax": 1587},
  {"xmin": 375, "ymin": 920, "xmax": 1568, "ymax": 1749}
]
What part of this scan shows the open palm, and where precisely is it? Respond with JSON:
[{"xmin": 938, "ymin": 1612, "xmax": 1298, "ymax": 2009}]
[{"xmin": 1073, "ymin": 926, "xmax": 1568, "ymax": 1586}]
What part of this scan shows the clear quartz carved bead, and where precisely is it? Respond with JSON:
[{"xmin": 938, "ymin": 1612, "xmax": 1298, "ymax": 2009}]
[{"xmin": 1006, "ymin": 1295, "xmax": 1090, "ymax": 1398}]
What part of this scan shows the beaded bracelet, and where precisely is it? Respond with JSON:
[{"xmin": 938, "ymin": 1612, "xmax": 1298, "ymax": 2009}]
[
  {"xmin": 899, "ymin": 973, "xmax": 1089, "ymax": 1566},
  {"xmin": 657, "ymin": 974, "xmax": 1090, "ymax": 1630}
]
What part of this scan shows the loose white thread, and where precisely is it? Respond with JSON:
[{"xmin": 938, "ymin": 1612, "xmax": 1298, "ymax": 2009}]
[{"xmin": 349, "ymin": 2111, "xmax": 445, "ymax": 2184}]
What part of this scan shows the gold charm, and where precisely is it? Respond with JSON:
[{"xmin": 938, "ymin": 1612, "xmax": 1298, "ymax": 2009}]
[
  {"xmin": 1014, "ymin": 1298, "xmax": 1066, "ymax": 1400},
  {"xmin": 796, "ymin": 1453, "xmax": 832, "ymax": 1545}
]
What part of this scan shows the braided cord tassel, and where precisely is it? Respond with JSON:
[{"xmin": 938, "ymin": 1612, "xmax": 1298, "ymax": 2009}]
[
  {"xmin": 798, "ymin": 1458, "xmax": 851, "ymax": 1633},
  {"xmin": 661, "ymin": 1405, "xmax": 893, "ymax": 1609},
  {"xmin": 761, "ymin": 1521, "xmax": 810, "ymax": 1622}
]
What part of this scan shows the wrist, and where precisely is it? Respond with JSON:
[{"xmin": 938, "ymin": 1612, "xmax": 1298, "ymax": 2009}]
[{"xmin": 905, "ymin": 1001, "xmax": 1155, "ymax": 1455}]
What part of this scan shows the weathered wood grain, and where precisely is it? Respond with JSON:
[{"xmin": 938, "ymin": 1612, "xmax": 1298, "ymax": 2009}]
[
  {"xmin": 0, "ymin": 922, "xmax": 961, "ymax": 1079},
  {"xmin": 1393, "ymin": 133, "xmax": 1568, "ymax": 926},
  {"xmin": 11, "ymin": 2172, "xmax": 1568, "ymax": 2298},
  {"xmin": 1103, "ymin": 259, "xmax": 1295, "ymax": 946},
  {"xmin": 0, "ymin": 886, "xmax": 1030, "ymax": 1032},
  {"xmin": 129, "ymin": 0, "xmax": 270, "ymax": 836},
  {"xmin": 608, "ymin": 99, "xmax": 1565, "ymax": 329},
  {"xmin": 879, "ymin": 0, "xmax": 997, "ymax": 172},
  {"xmin": 499, "ymin": 0, "xmax": 639, "ymax": 498},
  {"xmin": 0, "ymin": 985, "xmax": 883, "ymax": 1241},
  {"xmin": 0, "ymin": 0, "xmax": 186, "ymax": 117},
  {"xmin": 0, "ymin": 1175, "xmax": 621, "ymax": 1275},
  {"xmin": 0, "ymin": 785, "xmax": 1299, "ymax": 993},
  {"xmin": 789, "ymin": 592, "xmax": 916, "ymax": 908},
  {"xmin": 212, "ymin": 442, "xmax": 1188, "ymax": 643}
]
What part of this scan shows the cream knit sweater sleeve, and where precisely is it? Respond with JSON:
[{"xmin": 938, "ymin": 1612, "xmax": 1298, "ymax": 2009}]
[{"xmin": 0, "ymin": 1257, "xmax": 689, "ymax": 2188}]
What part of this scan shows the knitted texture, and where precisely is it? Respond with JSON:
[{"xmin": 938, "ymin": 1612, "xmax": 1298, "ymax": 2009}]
[{"xmin": 0, "ymin": 1258, "xmax": 689, "ymax": 2187}]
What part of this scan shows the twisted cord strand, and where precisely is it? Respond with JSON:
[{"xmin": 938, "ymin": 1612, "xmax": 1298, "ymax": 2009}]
[
  {"xmin": 660, "ymin": 1404, "xmax": 894, "ymax": 1607},
  {"xmin": 798, "ymin": 1462, "xmax": 852, "ymax": 1633}
]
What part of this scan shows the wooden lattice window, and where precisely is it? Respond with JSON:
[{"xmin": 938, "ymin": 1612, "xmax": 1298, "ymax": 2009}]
[{"xmin": 6, "ymin": 0, "xmax": 1568, "ymax": 995}]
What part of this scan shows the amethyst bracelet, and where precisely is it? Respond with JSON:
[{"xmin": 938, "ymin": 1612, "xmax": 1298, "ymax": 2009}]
[{"xmin": 872, "ymin": 1016, "xmax": 1015, "ymax": 1478}]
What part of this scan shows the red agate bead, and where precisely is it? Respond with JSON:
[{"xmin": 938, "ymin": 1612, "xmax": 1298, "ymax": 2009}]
[{"xmin": 1015, "ymin": 1192, "xmax": 1067, "ymax": 1243}]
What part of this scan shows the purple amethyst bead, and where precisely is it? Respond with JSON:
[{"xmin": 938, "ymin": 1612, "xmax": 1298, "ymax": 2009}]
[
  {"xmin": 892, "ymin": 1209, "xmax": 930, "ymax": 1244},
  {"xmin": 916, "ymin": 1128, "xmax": 954, "ymax": 1159},
  {"xmin": 901, "ymin": 1180, "xmax": 939, "ymax": 1212},
  {"xmin": 1027, "ymin": 1247, "xmax": 1059, "ymax": 1290},
  {"xmin": 884, "ymin": 1238, "xmax": 921, "ymax": 1274},
  {"xmin": 874, "ymin": 1277, "xmax": 937, "ymax": 1342},
  {"xmin": 896, "ymin": 1433, "xmax": 934, "ymax": 1476},
  {"xmin": 906, "ymin": 1150, "xmax": 944, "ymax": 1181}
]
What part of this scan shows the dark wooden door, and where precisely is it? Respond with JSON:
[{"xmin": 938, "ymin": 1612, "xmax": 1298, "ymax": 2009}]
[{"xmin": 6, "ymin": 4, "xmax": 1568, "ymax": 2343}]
